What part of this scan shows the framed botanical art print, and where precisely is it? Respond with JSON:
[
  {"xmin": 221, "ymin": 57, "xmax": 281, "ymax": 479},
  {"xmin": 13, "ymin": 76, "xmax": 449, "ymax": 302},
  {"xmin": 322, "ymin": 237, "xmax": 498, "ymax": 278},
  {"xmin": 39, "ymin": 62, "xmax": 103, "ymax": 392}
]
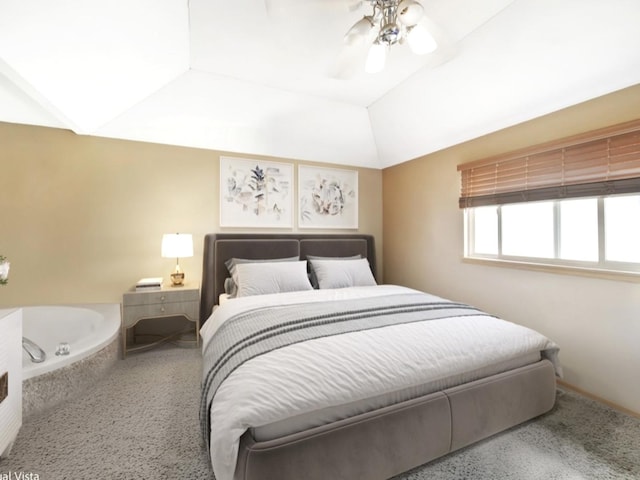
[
  {"xmin": 220, "ymin": 156, "xmax": 293, "ymax": 228},
  {"xmin": 298, "ymin": 165, "xmax": 358, "ymax": 229}
]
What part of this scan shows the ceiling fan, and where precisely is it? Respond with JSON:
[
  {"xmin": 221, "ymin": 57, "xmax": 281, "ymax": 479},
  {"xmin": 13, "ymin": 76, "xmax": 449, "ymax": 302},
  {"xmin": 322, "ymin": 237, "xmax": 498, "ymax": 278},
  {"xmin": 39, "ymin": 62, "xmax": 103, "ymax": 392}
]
[
  {"xmin": 264, "ymin": 0, "xmax": 449, "ymax": 78},
  {"xmin": 342, "ymin": 0, "xmax": 439, "ymax": 73}
]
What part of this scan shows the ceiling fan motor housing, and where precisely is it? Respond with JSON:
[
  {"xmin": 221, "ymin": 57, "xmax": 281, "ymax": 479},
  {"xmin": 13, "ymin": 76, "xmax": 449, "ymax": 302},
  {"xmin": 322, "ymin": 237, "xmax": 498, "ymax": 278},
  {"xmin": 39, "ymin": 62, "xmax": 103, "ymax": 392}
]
[
  {"xmin": 378, "ymin": 0, "xmax": 400, "ymax": 45},
  {"xmin": 374, "ymin": 0, "xmax": 424, "ymax": 45},
  {"xmin": 379, "ymin": 22, "xmax": 401, "ymax": 45}
]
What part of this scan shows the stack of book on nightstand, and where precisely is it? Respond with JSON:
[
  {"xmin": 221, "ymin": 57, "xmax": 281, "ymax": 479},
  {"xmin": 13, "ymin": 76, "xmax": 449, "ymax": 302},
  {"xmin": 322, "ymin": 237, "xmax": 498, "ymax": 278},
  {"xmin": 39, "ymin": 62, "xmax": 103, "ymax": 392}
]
[{"xmin": 135, "ymin": 277, "xmax": 163, "ymax": 291}]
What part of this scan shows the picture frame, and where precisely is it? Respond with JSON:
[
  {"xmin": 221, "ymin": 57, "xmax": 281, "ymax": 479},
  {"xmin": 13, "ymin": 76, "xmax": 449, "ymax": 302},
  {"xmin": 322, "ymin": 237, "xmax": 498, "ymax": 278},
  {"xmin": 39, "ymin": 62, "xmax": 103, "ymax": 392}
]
[
  {"xmin": 298, "ymin": 165, "xmax": 358, "ymax": 229},
  {"xmin": 220, "ymin": 156, "xmax": 293, "ymax": 228}
]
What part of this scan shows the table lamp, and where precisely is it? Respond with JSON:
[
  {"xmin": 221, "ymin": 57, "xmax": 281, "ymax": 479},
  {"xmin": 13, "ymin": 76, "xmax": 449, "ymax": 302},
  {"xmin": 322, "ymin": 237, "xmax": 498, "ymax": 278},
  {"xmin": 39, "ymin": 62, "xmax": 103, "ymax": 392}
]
[{"xmin": 161, "ymin": 233, "xmax": 193, "ymax": 286}]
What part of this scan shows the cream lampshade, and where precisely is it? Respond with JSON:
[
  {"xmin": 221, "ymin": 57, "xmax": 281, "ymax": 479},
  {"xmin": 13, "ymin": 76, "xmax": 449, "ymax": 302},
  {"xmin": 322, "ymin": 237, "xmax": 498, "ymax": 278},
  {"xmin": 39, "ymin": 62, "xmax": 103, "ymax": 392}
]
[{"xmin": 161, "ymin": 233, "xmax": 194, "ymax": 286}]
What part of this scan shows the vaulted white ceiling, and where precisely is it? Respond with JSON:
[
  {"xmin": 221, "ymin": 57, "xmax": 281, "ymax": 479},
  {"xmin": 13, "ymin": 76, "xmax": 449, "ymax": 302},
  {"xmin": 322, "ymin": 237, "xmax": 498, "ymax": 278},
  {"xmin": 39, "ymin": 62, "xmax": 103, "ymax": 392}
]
[{"xmin": 1, "ymin": 0, "xmax": 639, "ymax": 169}]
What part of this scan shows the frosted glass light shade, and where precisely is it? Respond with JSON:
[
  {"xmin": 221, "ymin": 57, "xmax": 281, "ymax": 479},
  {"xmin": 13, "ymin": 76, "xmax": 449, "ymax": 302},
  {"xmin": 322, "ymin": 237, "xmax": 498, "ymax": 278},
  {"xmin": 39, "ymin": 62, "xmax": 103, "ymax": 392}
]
[
  {"xmin": 161, "ymin": 233, "xmax": 193, "ymax": 258},
  {"xmin": 365, "ymin": 43, "xmax": 387, "ymax": 73},
  {"xmin": 345, "ymin": 16, "xmax": 374, "ymax": 45},
  {"xmin": 398, "ymin": 0, "xmax": 424, "ymax": 26},
  {"xmin": 407, "ymin": 24, "xmax": 437, "ymax": 55}
]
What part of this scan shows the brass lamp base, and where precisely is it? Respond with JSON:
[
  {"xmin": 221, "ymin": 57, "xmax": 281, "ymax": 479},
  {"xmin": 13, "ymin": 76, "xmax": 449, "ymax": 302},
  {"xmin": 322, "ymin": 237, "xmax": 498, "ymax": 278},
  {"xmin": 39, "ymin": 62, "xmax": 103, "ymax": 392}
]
[{"xmin": 170, "ymin": 272, "xmax": 185, "ymax": 286}]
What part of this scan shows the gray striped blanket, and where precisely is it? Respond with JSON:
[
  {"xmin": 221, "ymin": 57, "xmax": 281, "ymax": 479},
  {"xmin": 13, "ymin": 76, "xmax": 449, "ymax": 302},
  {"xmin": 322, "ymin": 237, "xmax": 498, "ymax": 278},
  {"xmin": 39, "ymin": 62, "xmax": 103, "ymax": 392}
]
[{"xmin": 199, "ymin": 292, "xmax": 492, "ymax": 449}]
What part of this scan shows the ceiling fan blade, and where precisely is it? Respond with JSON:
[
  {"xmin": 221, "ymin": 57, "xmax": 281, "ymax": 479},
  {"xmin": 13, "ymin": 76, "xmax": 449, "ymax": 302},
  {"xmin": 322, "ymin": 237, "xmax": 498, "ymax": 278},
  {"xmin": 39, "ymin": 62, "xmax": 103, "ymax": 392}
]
[
  {"xmin": 344, "ymin": 16, "xmax": 375, "ymax": 45},
  {"xmin": 265, "ymin": 0, "xmax": 360, "ymax": 16},
  {"xmin": 328, "ymin": 18, "xmax": 378, "ymax": 79},
  {"xmin": 346, "ymin": 0, "xmax": 365, "ymax": 12},
  {"xmin": 328, "ymin": 43, "xmax": 367, "ymax": 78},
  {"xmin": 265, "ymin": 0, "xmax": 362, "ymax": 50}
]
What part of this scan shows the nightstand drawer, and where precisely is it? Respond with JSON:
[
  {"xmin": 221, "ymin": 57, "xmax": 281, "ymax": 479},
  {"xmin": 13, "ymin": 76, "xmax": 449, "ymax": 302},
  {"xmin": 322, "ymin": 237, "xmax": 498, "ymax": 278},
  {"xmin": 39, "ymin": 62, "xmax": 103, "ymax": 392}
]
[
  {"xmin": 122, "ymin": 301, "xmax": 199, "ymax": 328},
  {"xmin": 123, "ymin": 288, "xmax": 199, "ymax": 307}
]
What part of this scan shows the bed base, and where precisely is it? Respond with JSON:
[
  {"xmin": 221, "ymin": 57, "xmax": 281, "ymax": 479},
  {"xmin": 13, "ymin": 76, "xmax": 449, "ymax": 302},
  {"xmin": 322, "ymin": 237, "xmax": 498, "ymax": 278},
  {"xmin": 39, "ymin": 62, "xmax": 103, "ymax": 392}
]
[
  {"xmin": 199, "ymin": 233, "xmax": 557, "ymax": 479},
  {"xmin": 234, "ymin": 359, "xmax": 556, "ymax": 480}
]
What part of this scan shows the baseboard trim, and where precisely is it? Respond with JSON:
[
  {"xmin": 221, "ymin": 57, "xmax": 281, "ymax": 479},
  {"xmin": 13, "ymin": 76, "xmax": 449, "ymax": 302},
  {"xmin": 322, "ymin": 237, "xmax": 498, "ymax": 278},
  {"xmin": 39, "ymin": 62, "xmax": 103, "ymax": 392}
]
[{"xmin": 557, "ymin": 379, "xmax": 640, "ymax": 419}]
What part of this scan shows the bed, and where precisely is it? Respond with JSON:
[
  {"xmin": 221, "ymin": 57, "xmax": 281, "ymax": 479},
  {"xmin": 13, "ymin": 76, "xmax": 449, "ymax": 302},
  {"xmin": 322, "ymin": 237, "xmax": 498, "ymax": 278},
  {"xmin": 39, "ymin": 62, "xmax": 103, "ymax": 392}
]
[{"xmin": 199, "ymin": 233, "xmax": 560, "ymax": 480}]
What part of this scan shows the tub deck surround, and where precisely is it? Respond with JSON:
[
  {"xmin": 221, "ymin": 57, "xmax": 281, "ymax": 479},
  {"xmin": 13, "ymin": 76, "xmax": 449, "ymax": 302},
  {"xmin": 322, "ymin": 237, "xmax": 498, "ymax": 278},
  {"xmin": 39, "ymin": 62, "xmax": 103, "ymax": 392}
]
[
  {"xmin": 121, "ymin": 283, "xmax": 200, "ymax": 358},
  {"xmin": 20, "ymin": 304, "xmax": 121, "ymax": 419}
]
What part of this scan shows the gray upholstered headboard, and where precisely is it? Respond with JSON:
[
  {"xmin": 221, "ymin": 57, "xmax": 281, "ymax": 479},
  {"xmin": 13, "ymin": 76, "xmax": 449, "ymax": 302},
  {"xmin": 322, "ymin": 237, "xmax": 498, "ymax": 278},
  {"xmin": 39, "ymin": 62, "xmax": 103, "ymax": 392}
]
[{"xmin": 199, "ymin": 233, "xmax": 376, "ymax": 323}]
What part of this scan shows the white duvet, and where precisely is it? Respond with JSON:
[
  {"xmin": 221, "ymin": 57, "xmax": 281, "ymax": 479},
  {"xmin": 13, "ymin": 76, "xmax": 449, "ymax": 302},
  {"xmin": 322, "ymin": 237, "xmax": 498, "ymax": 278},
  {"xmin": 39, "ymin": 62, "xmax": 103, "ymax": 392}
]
[{"xmin": 200, "ymin": 285, "xmax": 560, "ymax": 480}]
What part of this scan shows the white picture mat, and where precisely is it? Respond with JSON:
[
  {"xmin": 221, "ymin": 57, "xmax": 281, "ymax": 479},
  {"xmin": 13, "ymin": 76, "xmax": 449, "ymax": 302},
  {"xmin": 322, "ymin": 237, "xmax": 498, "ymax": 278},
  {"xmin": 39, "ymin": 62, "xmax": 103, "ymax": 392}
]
[
  {"xmin": 298, "ymin": 165, "xmax": 358, "ymax": 229},
  {"xmin": 220, "ymin": 156, "xmax": 293, "ymax": 228}
]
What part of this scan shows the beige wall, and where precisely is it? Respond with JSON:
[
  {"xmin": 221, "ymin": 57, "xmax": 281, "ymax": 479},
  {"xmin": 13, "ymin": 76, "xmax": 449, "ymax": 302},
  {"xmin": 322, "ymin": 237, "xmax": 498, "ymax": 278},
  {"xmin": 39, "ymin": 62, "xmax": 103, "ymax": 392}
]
[
  {"xmin": 0, "ymin": 123, "xmax": 382, "ymax": 307},
  {"xmin": 383, "ymin": 83, "xmax": 640, "ymax": 414},
  {"xmin": 4, "ymin": 84, "xmax": 639, "ymax": 413}
]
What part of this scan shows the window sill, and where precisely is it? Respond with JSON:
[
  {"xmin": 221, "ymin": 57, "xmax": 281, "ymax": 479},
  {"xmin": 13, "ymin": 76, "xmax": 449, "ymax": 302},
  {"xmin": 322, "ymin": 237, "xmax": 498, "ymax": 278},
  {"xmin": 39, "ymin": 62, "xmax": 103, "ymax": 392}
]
[{"xmin": 462, "ymin": 256, "xmax": 640, "ymax": 283}]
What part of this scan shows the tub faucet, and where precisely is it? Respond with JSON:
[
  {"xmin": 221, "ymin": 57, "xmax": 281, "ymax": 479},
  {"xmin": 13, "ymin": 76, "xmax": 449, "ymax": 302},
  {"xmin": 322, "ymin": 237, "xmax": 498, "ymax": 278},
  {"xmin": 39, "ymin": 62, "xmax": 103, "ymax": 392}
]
[{"xmin": 22, "ymin": 337, "xmax": 46, "ymax": 363}]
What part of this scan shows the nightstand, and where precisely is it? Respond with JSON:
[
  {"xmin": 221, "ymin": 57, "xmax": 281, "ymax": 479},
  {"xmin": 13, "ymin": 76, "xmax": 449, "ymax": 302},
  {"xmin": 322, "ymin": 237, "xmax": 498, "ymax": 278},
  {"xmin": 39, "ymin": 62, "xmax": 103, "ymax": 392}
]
[{"xmin": 121, "ymin": 284, "xmax": 200, "ymax": 358}]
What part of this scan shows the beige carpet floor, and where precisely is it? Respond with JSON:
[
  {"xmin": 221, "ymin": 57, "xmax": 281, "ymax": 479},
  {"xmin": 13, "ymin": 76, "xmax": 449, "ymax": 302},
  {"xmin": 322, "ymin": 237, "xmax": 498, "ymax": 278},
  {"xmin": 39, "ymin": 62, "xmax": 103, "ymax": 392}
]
[{"xmin": 1, "ymin": 345, "xmax": 638, "ymax": 480}]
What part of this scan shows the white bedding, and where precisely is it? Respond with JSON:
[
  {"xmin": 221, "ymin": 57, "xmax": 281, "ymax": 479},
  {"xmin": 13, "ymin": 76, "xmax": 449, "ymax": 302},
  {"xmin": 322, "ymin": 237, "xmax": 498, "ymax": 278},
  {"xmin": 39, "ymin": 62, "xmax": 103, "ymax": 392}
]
[{"xmin": 201, "ymin": 285, "xmax": 560, "ymax": 480}]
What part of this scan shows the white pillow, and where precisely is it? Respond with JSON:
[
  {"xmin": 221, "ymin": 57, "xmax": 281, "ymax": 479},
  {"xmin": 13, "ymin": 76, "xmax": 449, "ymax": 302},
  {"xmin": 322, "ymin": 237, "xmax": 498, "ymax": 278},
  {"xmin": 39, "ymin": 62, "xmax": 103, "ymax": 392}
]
[
  {"xmin": 225, "ymin": 256, "xmax": 299, "ymax": 276},
  {"xmin": 309, "ymin": 258, "xmax": 377, "ymax": 289},
  {"xmin": 224, "ymin": 257, "xmax": 299, "ymax": 298},
  {"xmin": 306, "ymin": 254, "xmax": 361, "ymax": 288},
  {"xmin": 234, "ymin": 261, "xmax": 313, "ymax": 297}
]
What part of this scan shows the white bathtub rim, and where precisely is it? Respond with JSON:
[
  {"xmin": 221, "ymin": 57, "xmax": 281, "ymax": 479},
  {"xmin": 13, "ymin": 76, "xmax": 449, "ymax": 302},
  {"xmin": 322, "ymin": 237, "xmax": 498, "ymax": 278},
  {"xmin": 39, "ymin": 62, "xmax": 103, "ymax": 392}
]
[{"xmin": 22, "ymin": 303, "xmax": 120, "ymax": 380}]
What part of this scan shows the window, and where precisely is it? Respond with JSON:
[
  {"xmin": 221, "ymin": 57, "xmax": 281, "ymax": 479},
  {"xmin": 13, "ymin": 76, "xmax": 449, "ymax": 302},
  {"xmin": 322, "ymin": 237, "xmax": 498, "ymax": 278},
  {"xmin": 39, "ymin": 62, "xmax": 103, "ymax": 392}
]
[
  {"xmin": 605, "ymin": 195, "xmax": 640, "ymax": 263},
  {"xmin": 559, "ymin": 198, "xmax": 598, "ymax": 262},
  {"xmin": 466, "ymin": 194, "xmax": 640, "ymax": 273},
  {"xmin": 502, "ymin": 202, "xmax": 554, "ymax": 258},
  {"xmin": 470, "ymin": 205, "xmax": 498, "ymax": 255},
  {"xmin": 459, "ymin": 119, "xmax": 640, "ymax": 276}
]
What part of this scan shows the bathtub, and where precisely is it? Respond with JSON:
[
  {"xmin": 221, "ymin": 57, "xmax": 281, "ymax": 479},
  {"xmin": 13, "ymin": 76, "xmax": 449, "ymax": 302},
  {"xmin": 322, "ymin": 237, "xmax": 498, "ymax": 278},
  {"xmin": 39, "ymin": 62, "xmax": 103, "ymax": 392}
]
[{"xmin": 21, "ymin": 304, "xmax": 121, "ymax": 417}]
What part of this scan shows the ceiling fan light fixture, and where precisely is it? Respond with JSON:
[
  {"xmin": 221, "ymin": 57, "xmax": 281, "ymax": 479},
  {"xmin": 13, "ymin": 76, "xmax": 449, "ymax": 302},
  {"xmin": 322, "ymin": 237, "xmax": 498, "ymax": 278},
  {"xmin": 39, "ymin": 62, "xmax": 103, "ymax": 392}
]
[
  {"xmin": 365, "ymin": 42, "xmax": 387, "ymax": 73},
  {"xmin": 333, "ymin": 0, "xmax": 443, "ymax": 76},
  {"xmin": 407, "ymin": 23, "xmax": 437, "ymax": 55},
  {"xmin": 397, "ymin": 0, "xmax": 424, "ymax": 26}
]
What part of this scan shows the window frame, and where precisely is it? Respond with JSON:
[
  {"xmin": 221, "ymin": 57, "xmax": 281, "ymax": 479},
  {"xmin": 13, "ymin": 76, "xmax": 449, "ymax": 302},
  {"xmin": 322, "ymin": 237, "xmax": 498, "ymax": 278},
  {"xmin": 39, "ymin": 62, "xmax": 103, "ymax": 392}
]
[{"xmin": 464, "ymin": 194, "xmax": 640, "ymax": 277}]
